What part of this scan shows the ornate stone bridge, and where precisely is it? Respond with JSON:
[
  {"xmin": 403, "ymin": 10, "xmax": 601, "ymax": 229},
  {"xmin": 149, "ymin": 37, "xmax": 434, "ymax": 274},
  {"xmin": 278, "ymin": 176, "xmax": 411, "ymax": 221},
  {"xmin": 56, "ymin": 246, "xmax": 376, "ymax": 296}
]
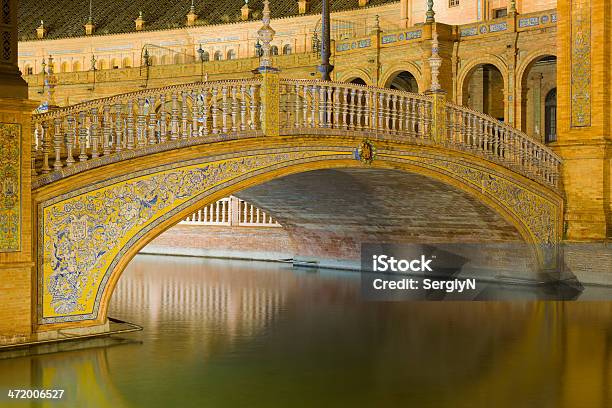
[{"xmin": 29, "ymin": 77, "xmax": 563, "ymax": 330}]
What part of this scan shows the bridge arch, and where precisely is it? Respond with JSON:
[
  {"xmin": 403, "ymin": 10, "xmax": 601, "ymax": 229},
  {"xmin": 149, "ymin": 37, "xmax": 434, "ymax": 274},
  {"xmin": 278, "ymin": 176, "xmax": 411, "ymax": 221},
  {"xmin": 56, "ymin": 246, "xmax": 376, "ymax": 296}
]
[{"xmin": 33, "ymin": 135, "xmax": 563, "ymax": 331}]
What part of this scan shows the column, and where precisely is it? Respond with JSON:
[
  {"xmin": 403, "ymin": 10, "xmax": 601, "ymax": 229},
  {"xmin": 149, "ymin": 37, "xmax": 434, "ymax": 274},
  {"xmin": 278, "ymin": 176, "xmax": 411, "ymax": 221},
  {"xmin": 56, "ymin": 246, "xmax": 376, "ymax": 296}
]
[
  {"xmin": 0, "ymin": 0, "xmax": 36, "ymax": 341},
  {"xmin": 555, "ymin": 0, "xmax": 611, "ymax": 240}
]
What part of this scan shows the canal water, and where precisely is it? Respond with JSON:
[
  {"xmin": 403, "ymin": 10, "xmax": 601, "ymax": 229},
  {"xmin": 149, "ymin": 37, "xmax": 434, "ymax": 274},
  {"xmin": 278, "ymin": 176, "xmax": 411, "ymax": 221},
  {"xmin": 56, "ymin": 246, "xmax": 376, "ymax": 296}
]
[{"xmin": 1, "ymin": 254, "xmax": 611, "ymax": 407}]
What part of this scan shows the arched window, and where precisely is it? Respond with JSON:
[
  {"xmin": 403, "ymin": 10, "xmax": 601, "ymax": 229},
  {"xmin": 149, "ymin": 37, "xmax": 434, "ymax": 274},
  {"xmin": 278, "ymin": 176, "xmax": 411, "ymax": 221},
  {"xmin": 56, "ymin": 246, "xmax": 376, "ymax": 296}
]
[
  {"xmin": 148, "ymin": 56, "xmax": 157, "ymax": 66},
  {"xmin": 283, "ymin": 44, "xmax": 292, "ymax": 55},
  {"xmin": 61, "ymin": 61, "xmax": 70, "ymax": 73},
  {"xmin": 173, "ymin": 54, "xmax": 182, "ymax": 65},
  {"xmin": 111, "ymin": 58, "xmax": 120, "ymax": 69},
  {"xmin": 24, "ymin": 65, "xmax": 33, "ymax": 75},
  {"xmin": 226, "ymin": 49, "xmax": 236, "ymax": 60},
  {"xmin": 122, "ymin": 57, "xmax": 132, "ymax": 68},
  {"xmin": 161, "ymin": 55, "xmax": 171, "ymax": 65},
  {"xmin": 97, "ymin": 59, "xmax": 108, "ymax": 70},
  {"xmin": 72, "ymin": 61, "xmax": 81, "ymax": 72},
  {"xmin": 545, "ymin": 88, "xmax": 557, "ymax": 143},
  {"xmin": 270, "ymin": 45, "xmax": 279, "ymax": 56},
  {"xmin": 214, "ymin": 51, "xmax": 222, "ymax": 61},
  {"xmin": 201, "ymin": 51, "xmax": 210, "ymax": 62}
]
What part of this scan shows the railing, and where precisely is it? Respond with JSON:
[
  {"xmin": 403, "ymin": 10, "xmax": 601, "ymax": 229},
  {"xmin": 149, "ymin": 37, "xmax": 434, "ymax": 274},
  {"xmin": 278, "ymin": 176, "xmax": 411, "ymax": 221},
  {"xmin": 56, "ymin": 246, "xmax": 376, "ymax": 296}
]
[
  {"xmin": 181, "ymin": 196, "xmax": 280, "ymax": 227},
  {"xmin": 31, "ymin": 78, "xmax": 561, "ymax": 190}
]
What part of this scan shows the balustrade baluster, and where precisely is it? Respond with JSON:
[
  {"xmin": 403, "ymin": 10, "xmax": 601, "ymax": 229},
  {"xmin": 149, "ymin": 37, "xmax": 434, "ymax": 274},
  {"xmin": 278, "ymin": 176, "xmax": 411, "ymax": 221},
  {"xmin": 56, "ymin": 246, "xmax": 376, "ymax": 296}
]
[
  {"xmin": 171, "ymin": 92, "xmax": 179, "ymax": 141},
  {"xmin": 202, "ymin": 88, "xmax": 210, "ymax": 134},
  {"xmin": 102, "ymin": 104, "xmax": 111, "ymax": 155},
  {"xmin": 159, "ymin": 95, "xmax": 168, "ymax": 142},
  {"xmin": 137, "ymin": 99, "xmax": 146, "ymax": 148},
  {"xmin": 378, "ymin": 93, "xmax": 385, "ymax": 131},
  {"xmin": 326, "ymin": 86, "xmax": 333, "ymax": 128},
  {"xmin": 53, "ymin": 118, "xmax": 63, "ymax": 169},
  {"xmin": 249, "ymin": 85, "xmax": 257, "ymax": 131},
  {"xmin": 349, "ymin": 88, "xmax": 357, "ymax": 130},
  {"xmin": 231, "ymin": 86, "xmax": 238, "ymax": 133},
  {"xmin": 211, "ymin": 88, "xmax": 219, "ymax": 134},
  {"xmin": 364, "ymin": 90, "xmax": 371, "ymax": 129},
  {"xmin": 181, "ymin": 92, "xmax": 189, "ymax": 139},
  {"xmin": 40, "ymin": 121, "xmax": 51, "ymax": 173},
  {"xmin": 356, "ymin": 89, "xmax": 363, "ymax": 130},
  {"xmin": 66, "ymin": 115, "xmax": 76, "ymax": 165},
  {"xmin": 221, "ymin": 85, "xmax": 229, "ymax": 133},
  {"xmin": 90, "ymin": 108, "xmax": 100, "ymax": 158},
  {"xmin": 147, "ymin": 97, "xmax": 157, "ymax": 144},
  {"xmin": 126, "ymin": 100, "xmax": 135, "ymax": 150},
  {"xmin": 310, "ymin": 85, "xmax": 317, "ymax": 128},
  {"xmin": 240, "ymin": 85, "xmax": 247, "ymax": 131},
  {"xmin": 190, "ymin": 92, "xmax": 198, "ymax": 138},
  {"xmin": 302, "ymin": 85, "xmax": 309, "ymax": 128},
  {"xmin": 333, "ymin": 86, "xmax": 340, "ymax": 128},
  {"xmin": 78, "ymin": 112, "xmax": 89, "ymax": 161},
  {"xmin": 341, "ymin": 87, "xmax": 349, "ymax": 129}
]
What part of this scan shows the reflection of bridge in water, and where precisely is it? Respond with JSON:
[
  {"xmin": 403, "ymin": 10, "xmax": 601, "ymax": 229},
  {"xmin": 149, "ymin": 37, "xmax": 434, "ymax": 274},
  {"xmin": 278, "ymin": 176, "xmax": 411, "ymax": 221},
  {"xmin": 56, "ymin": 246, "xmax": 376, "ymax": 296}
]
[{"xmin": 110, "ymin": 257, "xmax": 289, "ymax": 341}]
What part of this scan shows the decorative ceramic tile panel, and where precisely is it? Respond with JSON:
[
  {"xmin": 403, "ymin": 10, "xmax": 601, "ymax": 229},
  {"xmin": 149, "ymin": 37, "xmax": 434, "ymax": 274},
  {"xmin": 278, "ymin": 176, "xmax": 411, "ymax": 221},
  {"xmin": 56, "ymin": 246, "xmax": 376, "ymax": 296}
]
[{"xmin": 0, "ymin": 123, "xmax": 21, "ymax": 252}]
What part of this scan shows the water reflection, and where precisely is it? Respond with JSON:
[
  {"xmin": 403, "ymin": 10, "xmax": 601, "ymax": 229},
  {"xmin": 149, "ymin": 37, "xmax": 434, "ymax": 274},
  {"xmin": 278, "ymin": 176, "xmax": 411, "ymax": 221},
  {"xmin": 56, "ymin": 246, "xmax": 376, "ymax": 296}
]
[{"xmin": 0, "ymin": 255, "xmax": 611, "ymax": 407}]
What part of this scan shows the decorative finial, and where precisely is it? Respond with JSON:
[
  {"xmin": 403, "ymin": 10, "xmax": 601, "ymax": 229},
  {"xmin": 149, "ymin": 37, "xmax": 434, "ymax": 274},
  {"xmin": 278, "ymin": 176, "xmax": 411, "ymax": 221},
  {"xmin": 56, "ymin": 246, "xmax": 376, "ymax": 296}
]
[
  {"xmin": 135, "ymin": 11, "xmax": 145, "ymax": 31},
  {"xmin": 36, "ymin": 20, "xmax": 46, "ymax": 39},
  {"xmin": 241, "ymin": 0, "xmax": 251, "ymax": 20},
  {"xmin": 186, "ymin": 0, "xmax": 198, "ymax": 26},
  {"xmin": 508, "ymin": 0, "xmax": 517, "ymax": 14},
  {"xmin": 425, "ymin": 0, "xmax": 435, "ymax": 23},
  {"xmin": 428, "ymin": 30, "xmax": 442, "ymax": 91},
  {"xmin": 257, "ymin": 0, "xmax": 276, "ymax": 68}
]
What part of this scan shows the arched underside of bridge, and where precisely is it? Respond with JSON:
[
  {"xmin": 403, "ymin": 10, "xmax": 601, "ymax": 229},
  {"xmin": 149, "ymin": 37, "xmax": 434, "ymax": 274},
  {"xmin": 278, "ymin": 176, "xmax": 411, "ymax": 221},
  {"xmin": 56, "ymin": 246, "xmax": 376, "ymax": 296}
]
[
  {"xmin": 235, "ymin": 168, "xmax": 524, "ymax": 259},
  {"xmin": 32, "ymin": 135, "xmax": 563, "ymax": 331}
]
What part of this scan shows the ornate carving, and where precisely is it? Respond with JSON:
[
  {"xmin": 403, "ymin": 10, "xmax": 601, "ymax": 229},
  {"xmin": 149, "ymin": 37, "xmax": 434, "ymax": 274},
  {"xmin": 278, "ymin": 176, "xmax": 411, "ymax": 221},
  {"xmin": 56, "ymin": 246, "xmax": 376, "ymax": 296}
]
[
  {"xmin": 39, "ymin": 150, "xmax": 327, "ymax": 323},
  {"xmin": 0, "ymin": 123, "xmax": 21, "ymax": 252},
  {"xmin": 260, "ymin": 72, "xmax": 279, "ymax": 137},
  {"xmin": 356, "ymin": 139, "xmax": 376, "ymax": 164},
  {"xmin": 570, "ymin": 0, "xmax": 591, "ymax": 127}
]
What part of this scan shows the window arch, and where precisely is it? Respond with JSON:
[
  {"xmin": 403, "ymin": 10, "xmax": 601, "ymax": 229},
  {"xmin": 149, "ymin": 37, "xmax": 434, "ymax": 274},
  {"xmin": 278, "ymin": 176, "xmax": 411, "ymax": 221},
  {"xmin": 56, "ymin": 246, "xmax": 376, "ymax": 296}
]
[
  {"xmin": 97, "ymin": 59, "xmax": 108, "ymax": 70},
  {"xmin": 173, "ymin": 54, "xmax": 182, "ymax": 65},
  {"xmin": 271, "ymin": 45, "xmax": 279, "ymax": 56},
  {"xmin": 161, "ymin": 55, "xmax": 171, "ymax": 65},
  {"xmin": 283, "ymin": 44, "xmax": 292, "ymax": 55},
  {"xmin": 148, "ymin": 56, "xmax": 157, "ymax": 66},
  {"xmin": 201, "ymin": 51, "xmax": 210, "ymax": 62},
  {"xmin": 72, "ymin": 61, "xmax": 81, "ymax": 72},
  {"xmin": 213, "ymin": 51, "xmax": 222, "ymax": 61},
  {"xmin": 122, "ymin": 57, "xmax": 132, "ymax": 68},
  {"xmin": 226, "ymin": 49, "xmax": 236, "ymax": 60},
  {"xmin": 111, "ymin": 58, "xmax": 120, "ymax": 69},
  {"xmin": 60, "ymin": 61, "xmax": 70, "ymax": 73}
]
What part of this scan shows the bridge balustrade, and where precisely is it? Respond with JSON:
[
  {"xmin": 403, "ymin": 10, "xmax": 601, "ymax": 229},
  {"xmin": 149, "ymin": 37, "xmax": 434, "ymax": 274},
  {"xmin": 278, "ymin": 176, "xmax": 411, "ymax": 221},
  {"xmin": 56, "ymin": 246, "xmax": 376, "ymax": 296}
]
[{"xmin": 31, "ymin": 78, "xmax": 561, "ymax": 190}]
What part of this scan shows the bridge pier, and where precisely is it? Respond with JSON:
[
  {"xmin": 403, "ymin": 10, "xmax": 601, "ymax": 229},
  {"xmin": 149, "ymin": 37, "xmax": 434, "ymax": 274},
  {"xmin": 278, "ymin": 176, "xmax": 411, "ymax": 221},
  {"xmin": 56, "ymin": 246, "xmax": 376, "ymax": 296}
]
[
  {"xmin": 556, "ymin": 0, "xmax": 612, "ymax": 241},
  {"xmin": 0, "ymin": 0, "xmax": 37, "ymax": 342}
]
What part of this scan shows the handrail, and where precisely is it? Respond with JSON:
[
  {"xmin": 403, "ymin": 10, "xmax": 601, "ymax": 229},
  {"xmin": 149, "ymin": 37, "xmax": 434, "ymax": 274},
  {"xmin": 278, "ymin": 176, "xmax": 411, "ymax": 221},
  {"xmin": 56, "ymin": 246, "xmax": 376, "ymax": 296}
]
[{"xmin": 31, "ymin": 78, "xmax": 561, "ymax": 190}]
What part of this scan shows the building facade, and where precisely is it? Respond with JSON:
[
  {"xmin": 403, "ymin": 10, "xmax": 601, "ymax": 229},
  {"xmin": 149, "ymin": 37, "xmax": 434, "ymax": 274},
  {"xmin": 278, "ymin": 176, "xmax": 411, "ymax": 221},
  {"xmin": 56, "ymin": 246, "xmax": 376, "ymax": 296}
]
[{"xmin": 18, "ymin": 0, "xmax": 557, "ymax": 143}]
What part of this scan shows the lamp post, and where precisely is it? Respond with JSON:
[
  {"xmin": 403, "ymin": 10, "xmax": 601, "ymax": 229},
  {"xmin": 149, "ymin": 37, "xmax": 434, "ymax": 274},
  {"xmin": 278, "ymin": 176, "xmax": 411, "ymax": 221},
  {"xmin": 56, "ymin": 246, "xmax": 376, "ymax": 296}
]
[
  {"xmin": 197, "ymin": 44, "xmax": 206, "ymax": 82},
  {"xmin": 317, "ymin": 0, "xmax": 333, "ymax": 80},
  {"xmin": 90, "ymin": 54, "xmax": 97, "ymax": 91}
]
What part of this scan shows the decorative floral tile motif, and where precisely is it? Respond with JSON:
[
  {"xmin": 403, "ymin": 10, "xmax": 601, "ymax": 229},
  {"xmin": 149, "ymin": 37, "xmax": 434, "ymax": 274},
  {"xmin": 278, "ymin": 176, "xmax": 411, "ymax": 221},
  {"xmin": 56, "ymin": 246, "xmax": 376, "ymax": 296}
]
[{"xmin": 0, "ymin": 123, "xmax": 21, "ymax": 252}]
